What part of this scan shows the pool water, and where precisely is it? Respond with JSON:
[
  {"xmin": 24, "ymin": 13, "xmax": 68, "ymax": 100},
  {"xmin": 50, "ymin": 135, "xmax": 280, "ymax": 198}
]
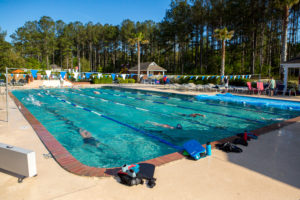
[{"xmin": 12, "ymin": 87, "xmax": 300, "ymax": 168}]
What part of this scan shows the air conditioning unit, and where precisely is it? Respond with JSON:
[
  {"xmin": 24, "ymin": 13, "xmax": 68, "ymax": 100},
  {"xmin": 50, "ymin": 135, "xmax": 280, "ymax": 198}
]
[{"xmin": 0, "ymin": 143, "xmax": 37, "ymax": 181}]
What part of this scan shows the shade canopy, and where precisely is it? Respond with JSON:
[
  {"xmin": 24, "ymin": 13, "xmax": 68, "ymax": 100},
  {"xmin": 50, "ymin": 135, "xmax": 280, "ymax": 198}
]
[{"xmin": 12, "ymin": 69, "xmax": 24, "ymax": 73}]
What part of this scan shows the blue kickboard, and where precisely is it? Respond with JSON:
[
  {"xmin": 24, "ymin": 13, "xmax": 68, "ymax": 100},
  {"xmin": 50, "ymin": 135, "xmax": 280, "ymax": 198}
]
[{"xmin": 183, "ymin": 140, "xmax": 206, "ymax": 159}]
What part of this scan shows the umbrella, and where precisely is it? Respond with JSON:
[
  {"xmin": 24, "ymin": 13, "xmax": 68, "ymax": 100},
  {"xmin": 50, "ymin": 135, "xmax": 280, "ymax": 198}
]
[{"xmin": 12, "ymin": 69, "xmax": 24, "ymax": 73}]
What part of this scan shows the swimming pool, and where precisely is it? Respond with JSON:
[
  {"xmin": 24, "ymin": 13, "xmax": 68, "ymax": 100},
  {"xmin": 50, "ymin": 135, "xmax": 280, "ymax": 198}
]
[{"xmin": 12, "ymin": 87, "xmax": 300, "ymax": 168}]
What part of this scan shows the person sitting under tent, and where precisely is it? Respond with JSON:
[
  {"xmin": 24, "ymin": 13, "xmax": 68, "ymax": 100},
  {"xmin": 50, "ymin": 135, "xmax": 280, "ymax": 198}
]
[
  {"xmin": 146, "ymin": 121, "xmax": 182, "ymax": 130},
  {"xmin": 79, "ymin": 128, "xmax": 101, "ymax": 147}
]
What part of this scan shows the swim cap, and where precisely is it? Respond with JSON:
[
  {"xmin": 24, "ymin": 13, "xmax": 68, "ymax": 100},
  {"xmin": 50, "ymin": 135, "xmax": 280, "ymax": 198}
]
[{"xmin": 176, "ymin": 124, "xmax": 182, "ymax": 129}]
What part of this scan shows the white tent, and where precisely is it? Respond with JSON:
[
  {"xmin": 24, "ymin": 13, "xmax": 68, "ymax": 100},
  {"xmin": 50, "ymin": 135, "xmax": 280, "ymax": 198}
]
[{"xmin": 280, "ymin": 56, "xmax": 300, "ymax": 93}]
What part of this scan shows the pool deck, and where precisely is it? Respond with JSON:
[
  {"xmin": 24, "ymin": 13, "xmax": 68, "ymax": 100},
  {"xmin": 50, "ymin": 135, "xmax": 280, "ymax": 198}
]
[{"xmin": 0, "ymin": 85, "xmax": 300, "ymax": 199}]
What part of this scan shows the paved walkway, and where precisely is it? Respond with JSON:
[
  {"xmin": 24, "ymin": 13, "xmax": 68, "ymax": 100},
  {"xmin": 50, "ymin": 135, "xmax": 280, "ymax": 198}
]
[{"xmin": 0, "ymin": 91, "xmax": 300, "ymax": 200}]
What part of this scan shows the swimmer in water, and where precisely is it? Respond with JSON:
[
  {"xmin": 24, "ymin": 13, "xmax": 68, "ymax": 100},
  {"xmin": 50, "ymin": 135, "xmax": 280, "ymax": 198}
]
[
  {"xmin": 79, "ymin": 129, "xmax": 101, "ymax": 147},
  {"xmin": 93, "ymin": 91, "xmax": 101, "ymax": 95},
  {"xmin": 37, "ymin": 93, "xmax": 44, "ymax": 97},
  {"xmin": 176, "ymin": 113, "xmax": 206, "ymax": 118},
  {"xmin": 146, "ymin": 121, "xmax": 182, "ymax": 130},
  {"xmin": 261, "ymin": 117, "xmax": 284, "ymax": 121}
]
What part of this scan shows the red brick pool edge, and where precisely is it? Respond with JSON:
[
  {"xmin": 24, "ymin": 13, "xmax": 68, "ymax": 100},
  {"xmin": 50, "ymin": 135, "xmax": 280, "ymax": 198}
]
[{"xmin": 9, "ymin": 92, "xmax": 300, "ymax": 177}]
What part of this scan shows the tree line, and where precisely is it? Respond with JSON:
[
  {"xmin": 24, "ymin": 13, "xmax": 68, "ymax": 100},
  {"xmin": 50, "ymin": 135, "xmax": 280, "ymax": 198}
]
[{"xmin": 0, "ymin": 0, "xmax": 299, "ymax": 77}]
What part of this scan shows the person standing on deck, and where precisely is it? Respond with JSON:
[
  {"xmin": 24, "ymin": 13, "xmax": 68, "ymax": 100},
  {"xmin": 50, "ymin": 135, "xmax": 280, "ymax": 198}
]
[{"xmin": 268, "ymin": 77, "xmax": 276, "ymax": 96}]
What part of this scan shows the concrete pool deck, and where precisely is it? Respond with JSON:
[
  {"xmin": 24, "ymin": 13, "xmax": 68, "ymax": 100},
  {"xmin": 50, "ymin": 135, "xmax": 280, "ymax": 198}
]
[{"xmin": 0, "ymin": 87, "xmax": 300, "ymax": 199}]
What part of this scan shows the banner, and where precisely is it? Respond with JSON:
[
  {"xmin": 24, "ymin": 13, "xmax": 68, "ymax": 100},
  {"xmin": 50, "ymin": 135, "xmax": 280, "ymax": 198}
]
[
  {"xmin": 31, "ymin": 70, "xmax": 38, "ymax": 78},
  {"xmin": 45, "ymin": 70, "xmax": 52, "ymax": 78},
  {"xmin": 60, "ymin": 71, "xmax": 67, "ymax": 79}
]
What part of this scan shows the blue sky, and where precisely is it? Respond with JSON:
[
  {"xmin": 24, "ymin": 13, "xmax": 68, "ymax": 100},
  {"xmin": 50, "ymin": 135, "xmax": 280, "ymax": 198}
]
[{"xmin": 0, "ymin": 0, "xmax": 171, "ymax": 42}]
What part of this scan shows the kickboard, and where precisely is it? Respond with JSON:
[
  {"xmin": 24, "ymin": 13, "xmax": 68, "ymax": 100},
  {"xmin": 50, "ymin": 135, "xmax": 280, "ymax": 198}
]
[
  {"xmin": 137, "ymin": 163, "xmax": 155, "ymax": 180},
  {"xmin": 183, "ymin": 140, "xmax": 206, "ymax": 159}
]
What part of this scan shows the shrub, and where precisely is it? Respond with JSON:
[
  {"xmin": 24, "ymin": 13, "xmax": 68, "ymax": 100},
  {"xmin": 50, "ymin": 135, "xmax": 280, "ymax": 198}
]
[{"xmin": 128, "ymin": 79, "xmax": 135, "ymax": 83}]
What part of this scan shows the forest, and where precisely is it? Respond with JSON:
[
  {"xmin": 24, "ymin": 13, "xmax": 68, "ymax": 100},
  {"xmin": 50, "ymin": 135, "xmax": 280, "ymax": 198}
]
[{"xmin": 0, "ymin": 0, "xmax": 299, "ymax": 77}]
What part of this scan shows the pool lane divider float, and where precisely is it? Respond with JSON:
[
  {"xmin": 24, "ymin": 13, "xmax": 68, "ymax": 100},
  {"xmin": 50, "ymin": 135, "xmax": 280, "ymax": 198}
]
[
  {"xmin": 85, "ymin": 89, "xmax": 264, "ymax": 124},
  {"xmin": 67, "ymin": 90, "xmax": 239, "ymax": 132},
  {"xmin": 41, "ymin": 91, "xmax": 183, "ymax": 151},
  {"xmin": 102, "ymin": 88, "xmax": 285, "ymax": 117},
  {"xmin": 196, "ymin": 93, "xmax": 300, "ymax": 111}
]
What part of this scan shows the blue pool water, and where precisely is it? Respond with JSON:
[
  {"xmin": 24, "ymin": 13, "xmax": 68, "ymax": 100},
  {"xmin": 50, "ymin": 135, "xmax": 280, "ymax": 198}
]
[{"xmin": 12, "ymin": 87, "xmax": 300, "ymax": 168}]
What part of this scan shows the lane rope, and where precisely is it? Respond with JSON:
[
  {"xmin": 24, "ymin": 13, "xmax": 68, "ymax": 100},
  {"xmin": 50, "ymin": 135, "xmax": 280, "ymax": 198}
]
[
  {"xmin": 42, "ymin": 90, "xmax": 184, "ymax": 150},
  {"xmin": 90, "ymin": 89, "xmax": 265, "ymax": 124}
]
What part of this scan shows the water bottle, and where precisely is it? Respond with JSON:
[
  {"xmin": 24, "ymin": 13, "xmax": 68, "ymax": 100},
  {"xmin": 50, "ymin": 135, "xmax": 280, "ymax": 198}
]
[{"xmin": 206, "ymin": 142, "xmax": 212, "ymax": 156}]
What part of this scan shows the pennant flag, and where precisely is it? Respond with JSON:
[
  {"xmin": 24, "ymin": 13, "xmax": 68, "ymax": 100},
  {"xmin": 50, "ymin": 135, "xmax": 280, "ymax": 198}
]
[
  {"xmin": 211, "ymin": 76, "xmax": 215, "ymax": 79},
  {"xmin": 249, "ymin": 75, "xmax": 252, "ymax": 79},
  {"xmin": 245, "ymin": 75, "xmax": 248, "ymax": 79},
  {"xmin": 78, "ymin": 75, "xmax": 81, "ymax": 80},
  {"xmin": 23, "ymin": 74, "xmax": 26, "ymax": 78},
  {"xmin": 111, "ymin": 74, "xmax": 116, "ymax": 80},
  {"xmin": 85, "ymin": 73, "xmax": 92, "ymax": 79},
  {"xmin": 4, "ymin": 74, "xmax": 6, "ymax": 77},
  {"xmin": 11, "ymin": 73, "xmax": 13, "ymax": 77},
  {"xmin": 121, "ymin": 74, "xmax": 126, "ymax": 80},
  {"xmin": 238, "ymin": 75, "xmax": 240, "ymax": 79},
  {"xmin": 230, "ymin": 75, "xmax": 233, "ymax": 79},
  {"xmin": 41, "ymin": 75, "xmax": 43, "ymax": 78},
  {"xmin": 221, "ymin": 76, "xmax": 224, "ymax": 80},
  {"xmin": 202, "ymin": 76, "xmax": 205, "ymax": 80},
  {"xmin": 177, "ymin": 75, "xmax": 181, "ymax": 79},
  {"xmin": 195, "ymin": 76, "xmax": 198, "ymax": 80},
  {"xmin": 216, "ymin": 76, "xmax": 220, "ymax": 79},
  {"xmin": 184, "ymin": 76, "xmax": 187, "ymax": 79},
  {"xmin": 105, "ymin": 75, "xmax": 108, "ymax": 78},
  {"xmin": 207, "ymin": 76, "xmax": 210, "ymax": 80},
  {"xmin": 45, "ymin": 70, "xmax": 52, "ymax": 78},
  {"xmin": 242, "ymin": 75, "xmax": 245, "ymax": 79},
  {"xmin": 60, "ymin": 71, "xmax": 67, "ymax": 79},
  {"xmin": 190, "ymin": 76, "xmax": 194, "ymax": 80},
  {"xmin": 234, "ymin": 75, "xmax": 237, "ymax": 80},
  {"xmin": 31, "ymin": 70, "xmax": 38, "ymax": 78},
  {"xmin": 16, "ymin": 74, "xmax": 19, "ymax": 78},
  {"xmin": 74, "ymin": 72, "xmax": 79, "ymax": 79}
]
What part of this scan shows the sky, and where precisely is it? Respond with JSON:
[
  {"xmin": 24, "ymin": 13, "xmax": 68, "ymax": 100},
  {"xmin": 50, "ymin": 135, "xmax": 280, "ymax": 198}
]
[{"xmin": 0, "ymin": 0, "xmax": 171, "ymax": 42}]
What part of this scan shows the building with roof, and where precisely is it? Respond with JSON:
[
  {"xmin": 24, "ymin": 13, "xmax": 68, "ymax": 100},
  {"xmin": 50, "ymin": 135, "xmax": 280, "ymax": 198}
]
[
  {"xmin": 280, "ymin": 54, "xmax": 300, "ymax": 93},
  {"xmin": 128, "ymin": 62, "xmax": 167, "ymax": 76}
]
